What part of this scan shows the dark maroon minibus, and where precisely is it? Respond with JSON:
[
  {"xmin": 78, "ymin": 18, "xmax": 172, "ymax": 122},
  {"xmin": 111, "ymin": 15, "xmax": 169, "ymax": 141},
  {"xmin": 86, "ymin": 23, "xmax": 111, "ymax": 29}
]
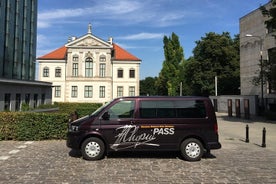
[{"xmin": 67, "ymin": 96, "xmax": 221, "ymax": 161}]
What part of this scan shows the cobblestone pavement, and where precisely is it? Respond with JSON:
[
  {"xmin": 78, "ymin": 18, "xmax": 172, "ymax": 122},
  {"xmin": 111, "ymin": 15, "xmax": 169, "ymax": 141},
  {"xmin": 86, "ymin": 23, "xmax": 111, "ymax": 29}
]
[{"xmin": 0, "ymin": 114, "xmax": 276, "ymax": 184}]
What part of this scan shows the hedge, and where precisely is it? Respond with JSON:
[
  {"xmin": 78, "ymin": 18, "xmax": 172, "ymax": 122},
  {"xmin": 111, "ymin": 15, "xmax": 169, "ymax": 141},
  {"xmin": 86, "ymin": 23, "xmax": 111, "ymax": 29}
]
[
  {"xmin": 0, "ymin": 102, "xmax": 103, "ymax": 141},
  {"xmin": 0, "ymin": 112, "xmax": 68, "ymax": 141},
  {"xmin": 56, "ymin": 102, "xmax": 102, "ymax": 117}
]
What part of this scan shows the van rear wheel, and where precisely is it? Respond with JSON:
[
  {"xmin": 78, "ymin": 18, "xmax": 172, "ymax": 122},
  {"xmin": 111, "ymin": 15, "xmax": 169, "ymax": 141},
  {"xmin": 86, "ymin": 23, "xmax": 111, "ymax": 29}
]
[
  {"xmin": 180, "ymin": 138, "xmax": 204, "ymax": 161},
  {"xmin": 81, "ymin": 137, "xmax": 105, "ymax": 161}
]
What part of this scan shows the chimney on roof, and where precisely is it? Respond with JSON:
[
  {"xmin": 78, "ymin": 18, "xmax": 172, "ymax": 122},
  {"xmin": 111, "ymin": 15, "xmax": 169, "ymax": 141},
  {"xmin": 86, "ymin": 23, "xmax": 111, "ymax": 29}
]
[
  {"xmin": 88, "ymin": 23, "xmax": 92, "ymax": 34},
  {"xmin": 108, "ymin": 37, "xmax": 113, "ymax": 44}
]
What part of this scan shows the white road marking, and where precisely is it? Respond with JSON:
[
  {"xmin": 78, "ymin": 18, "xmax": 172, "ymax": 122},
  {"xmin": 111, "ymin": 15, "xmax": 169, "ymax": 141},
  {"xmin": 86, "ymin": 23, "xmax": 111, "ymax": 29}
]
[
  {"xmin": 2, "ymin": 141, "xmax": 33, "ymax": 161},
  {"xmin": 0, "ymin": 156, "xmax": 10, "ymax": 160},
  {"xmin": 9, "ymin": 150, "xmax": 20, "ymax": 154},
  {"xmin": 17, "ymin": 145, "xmax": 27, "ymax": 149}
]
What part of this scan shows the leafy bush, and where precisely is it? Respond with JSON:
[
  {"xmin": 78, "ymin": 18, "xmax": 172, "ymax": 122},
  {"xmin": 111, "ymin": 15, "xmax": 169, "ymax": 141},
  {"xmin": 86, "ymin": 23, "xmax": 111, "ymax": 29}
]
[
  {"xmin": 0, "ymin": 102, "xmax": 103, "ymax": 141},
  {"xmin": 21, "ymin": 103, "xmax": 30, "ymax": 111},
  {"xmin": 0, "ymin": 112, "xmax": 68, "ymax": 141},
  {"xmin": 56, "ymin": 102, "xmax": 102, "ymax": 117},
  {"xmin": 0, "ymin": 112, "xmax": 20, "ymax": 140}
]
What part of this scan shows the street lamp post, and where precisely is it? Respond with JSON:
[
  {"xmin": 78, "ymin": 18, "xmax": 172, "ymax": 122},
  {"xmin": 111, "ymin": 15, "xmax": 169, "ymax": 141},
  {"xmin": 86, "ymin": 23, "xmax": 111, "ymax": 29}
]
[{"xmin": 245, "ymin": 34, "xmax": 265, "ymax": 112}]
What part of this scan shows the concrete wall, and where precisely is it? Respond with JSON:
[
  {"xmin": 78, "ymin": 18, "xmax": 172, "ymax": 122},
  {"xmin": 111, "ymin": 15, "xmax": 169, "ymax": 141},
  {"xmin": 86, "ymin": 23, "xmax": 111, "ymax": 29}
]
[{"xmin": 210, "ymin": 95, "xmax": 258, "ymax": 116}]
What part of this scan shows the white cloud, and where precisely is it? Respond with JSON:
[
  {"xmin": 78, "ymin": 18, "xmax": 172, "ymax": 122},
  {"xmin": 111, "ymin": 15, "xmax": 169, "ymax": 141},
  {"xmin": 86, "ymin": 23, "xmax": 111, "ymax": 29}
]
[
  {"xmin": 37, "ymin": 0, "xmax": 202, "ymax": 29},
  {"xmin": 39, "ymin": 8, "xmax": 86, "ymax": 20}
]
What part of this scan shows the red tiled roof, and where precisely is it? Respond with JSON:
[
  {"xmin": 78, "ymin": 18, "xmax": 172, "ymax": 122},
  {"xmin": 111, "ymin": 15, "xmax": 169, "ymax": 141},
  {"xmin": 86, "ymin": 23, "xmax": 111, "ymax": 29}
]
[
  {"xmin": 37, "ymin": 46, "xmax": 67, "ymax": 60},
  {"xmin": 113, "ymin": 43, "xmax": 141, "ymax": 61},
  {"xmin": 37, "ymin": 43, "xmax": 140, "ymax": 61}
]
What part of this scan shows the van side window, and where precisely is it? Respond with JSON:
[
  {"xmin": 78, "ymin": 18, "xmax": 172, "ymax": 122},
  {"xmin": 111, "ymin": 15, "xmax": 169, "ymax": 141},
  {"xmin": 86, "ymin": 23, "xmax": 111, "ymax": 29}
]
[
  {"xmin": 156, "ymin": 101, "xmax": 176, "ymax": 118},
  {"xmin": 139, "ymin": 100, "xmax": 206, "ymax": 118},
  {"xmin": 174, "ymin": 100, "xmax": 206, "ymax": 118},
  {"xmin": 108, "ymin": 100, "xmax": 135, "ymax": 119},
  {"xmin": 139, "ymin": 100, "xmax": 175, "ymax": 118},
  {"xmin": 139, "ymin": 101, "xmax": 156, "ymax": 118}
]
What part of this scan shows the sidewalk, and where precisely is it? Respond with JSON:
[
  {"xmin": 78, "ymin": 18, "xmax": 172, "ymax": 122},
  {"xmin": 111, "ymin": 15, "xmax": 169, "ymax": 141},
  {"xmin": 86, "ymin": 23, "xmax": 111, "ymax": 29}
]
[{"xmin": 216, "ymin": 113, "xmax": 276, "ymax": 151}]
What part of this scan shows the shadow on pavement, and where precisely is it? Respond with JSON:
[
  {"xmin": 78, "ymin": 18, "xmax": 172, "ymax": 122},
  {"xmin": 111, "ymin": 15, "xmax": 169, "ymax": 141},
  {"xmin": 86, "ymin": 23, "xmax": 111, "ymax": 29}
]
[
  {"xmin": 68, "ymin": 149, "xmax": 82, "ymax": 158},
  {"xmin": 107, "ymin": 151, "xmax": 179, "ymax": 159},
  {"xmin": 68, "ymin": 149, "xmax": 217, "ymax": 160}
]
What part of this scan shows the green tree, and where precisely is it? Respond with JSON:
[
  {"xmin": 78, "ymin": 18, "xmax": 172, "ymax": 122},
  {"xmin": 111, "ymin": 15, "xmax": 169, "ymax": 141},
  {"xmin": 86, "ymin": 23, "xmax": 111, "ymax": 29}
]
[
  {"xmin": 140, "ymin": 77, "xmax": 158, "ymax": 96},
  {"xmin": 156, "ymin": 33, "xmax": 185, "ymax": 95},
  {"xmin": 183, "ymin": 32, "xmax": 240, "ymax": 96}
]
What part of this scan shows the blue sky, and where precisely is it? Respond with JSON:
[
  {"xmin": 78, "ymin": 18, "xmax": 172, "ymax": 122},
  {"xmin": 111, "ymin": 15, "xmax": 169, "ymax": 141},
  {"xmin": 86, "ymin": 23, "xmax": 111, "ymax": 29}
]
[{"xmin": 37, "ymin": 0, "xmax": 269, "ymax": 79}]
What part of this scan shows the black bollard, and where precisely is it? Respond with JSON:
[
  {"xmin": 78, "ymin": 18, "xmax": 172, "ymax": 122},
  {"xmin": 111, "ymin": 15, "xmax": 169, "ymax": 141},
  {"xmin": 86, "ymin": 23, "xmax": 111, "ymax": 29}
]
[
  {"xmin": 262, "ymin": 127, "xmax": 266, "ymax": 148},
  {"xmin": 245, "ymin": 124, "xmax": 249, "ymax": 143}
]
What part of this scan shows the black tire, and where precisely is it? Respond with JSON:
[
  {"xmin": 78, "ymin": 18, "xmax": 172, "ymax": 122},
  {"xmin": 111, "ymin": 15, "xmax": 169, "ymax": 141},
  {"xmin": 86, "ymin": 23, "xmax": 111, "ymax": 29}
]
[
  {"xmin": 81, "ymin": 137, "xmax": 105, "ymax": 161},
  {"xmin": 180, "ymin": 138, "xmax": 204, "ymax": 161}
]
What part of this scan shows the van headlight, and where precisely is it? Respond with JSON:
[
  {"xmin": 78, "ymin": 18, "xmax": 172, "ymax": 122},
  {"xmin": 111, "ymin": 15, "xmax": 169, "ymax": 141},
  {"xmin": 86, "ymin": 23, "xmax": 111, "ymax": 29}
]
[{"xmin": 68, "ymin": 125, "xmax": 79, "ymax": 132}]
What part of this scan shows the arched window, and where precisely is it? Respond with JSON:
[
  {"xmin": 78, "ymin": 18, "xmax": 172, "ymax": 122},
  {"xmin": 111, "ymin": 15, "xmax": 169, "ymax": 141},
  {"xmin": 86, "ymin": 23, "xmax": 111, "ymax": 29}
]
[{"xmin": 85, "ymin": 57, "xmax": 93, "ymax": 77}]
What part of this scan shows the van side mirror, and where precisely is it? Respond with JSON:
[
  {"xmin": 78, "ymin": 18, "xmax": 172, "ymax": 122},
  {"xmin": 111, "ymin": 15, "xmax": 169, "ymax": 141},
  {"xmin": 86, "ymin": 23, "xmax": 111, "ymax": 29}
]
[{"xmin": 102, "ymin": 111, "xmax": 110, "ymax": 120}]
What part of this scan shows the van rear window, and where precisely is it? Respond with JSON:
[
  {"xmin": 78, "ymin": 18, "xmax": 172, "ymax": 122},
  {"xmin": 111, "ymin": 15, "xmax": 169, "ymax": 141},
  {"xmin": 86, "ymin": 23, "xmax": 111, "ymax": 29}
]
[{"xmin": 139, "ymin": 100, "xmax": 206, "ymax": 118}]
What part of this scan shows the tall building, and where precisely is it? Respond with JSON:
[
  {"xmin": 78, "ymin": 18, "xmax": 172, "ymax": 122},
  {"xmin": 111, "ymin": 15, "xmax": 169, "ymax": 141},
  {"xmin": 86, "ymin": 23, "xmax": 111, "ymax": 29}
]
[
  {"xmin": 240, "ymin": 1, "xmax": 276, "ymax": 109},
  {"xmin": 37, "ymin": 24, "xmax": 141, "ymax": 103},
  {"xmin": 0, "ymin": 0, "xmax": 52, "ymax": 111}
]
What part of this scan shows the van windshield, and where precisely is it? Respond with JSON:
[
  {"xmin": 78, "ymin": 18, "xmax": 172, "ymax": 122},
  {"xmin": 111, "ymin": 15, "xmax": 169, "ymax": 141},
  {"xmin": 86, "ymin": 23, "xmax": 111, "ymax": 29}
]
[{"xmin": 91, "ymin": 101, "xmax": 113, "ymax": 116}]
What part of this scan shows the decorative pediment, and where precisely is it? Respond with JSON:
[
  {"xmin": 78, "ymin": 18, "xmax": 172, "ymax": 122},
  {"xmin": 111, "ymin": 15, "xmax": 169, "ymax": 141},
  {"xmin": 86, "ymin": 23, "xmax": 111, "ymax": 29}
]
[{"xmin": 65, "ymin": 34, "xmax": 112, "ymax": 48}]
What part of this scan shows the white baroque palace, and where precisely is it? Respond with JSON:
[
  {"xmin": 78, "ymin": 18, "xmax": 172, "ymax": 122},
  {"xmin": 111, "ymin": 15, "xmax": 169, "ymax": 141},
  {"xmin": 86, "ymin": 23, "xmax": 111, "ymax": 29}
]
[{"xmin": 37, "ymin": 25, "xmax": 141, "ymax": 103}]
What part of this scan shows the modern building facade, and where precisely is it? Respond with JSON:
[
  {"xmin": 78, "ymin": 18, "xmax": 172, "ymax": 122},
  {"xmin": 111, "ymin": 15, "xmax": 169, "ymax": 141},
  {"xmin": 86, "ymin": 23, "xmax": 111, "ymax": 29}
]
[
  {"xmin": 37, "ymin": 24, "xmax": 141, "ymax": 104},
  {"xmin": 240, "ymin": 1, "xmax": 276, "ymax": 109},
  {"xmin": 0, "ymin": 0, "xmax": 52, "ymax": 111}
]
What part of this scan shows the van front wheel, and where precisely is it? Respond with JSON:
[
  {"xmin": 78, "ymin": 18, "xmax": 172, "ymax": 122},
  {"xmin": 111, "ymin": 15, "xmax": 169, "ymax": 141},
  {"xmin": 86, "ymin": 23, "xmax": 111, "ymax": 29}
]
[
  {"xmin": 81, "ymin": 137, "xmax": 105, "ymax": 161},
  {"xmin": 180, "ymin": 138, "xmax": 204, "ymax": 161}
]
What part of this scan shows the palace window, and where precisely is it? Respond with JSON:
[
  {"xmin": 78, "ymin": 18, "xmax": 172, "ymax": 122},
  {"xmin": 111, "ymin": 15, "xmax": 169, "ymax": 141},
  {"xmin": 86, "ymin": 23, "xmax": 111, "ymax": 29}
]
[
  {"xmin": 43, "ymin": 67, "xmax": 49, "ymax": 77},
  {"xmin": 72, "ymin": 63, "xmax": 78, "ymax": 77},
  {"xmin": 99, "ymin": 63, "xmax": 106, "ymax": 77},
  {"xmin": 129, "ymin": 69, "xmax": 135, "ymax": 78},
  {"xmin": 85, "ymin": 57, "xmax": 93, "ymax": 77},
  {"xmin": 71, "ymin": 86, "xmax": 78, "ymax": 98},
  {"xmin": 129, "ymin": 86, "xmax": 135, "ymax": 96},
  {"xmin": 99, "ymin": 86, "xmax": 105, "ymax": 98},
  {"xmin": 84, "ymin": 86, "xmax": 93, "ymax": 98},
  {"xmin": 117, "ymin": 86, "xmax": 123, "ymax": 97},
  {"xmin": 117, "ymin": 69, "xmax": 123, "ymax": 78},
  {"xmin": 55, "ymin": 86, "xmax": 61, "ymax": 97},
  {"xmin": 55, "ymin": 67, "xmax": 61, "ymax": 77}
]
